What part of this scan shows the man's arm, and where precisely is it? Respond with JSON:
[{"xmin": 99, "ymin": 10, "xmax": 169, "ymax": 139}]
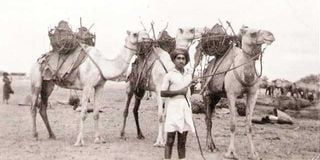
[{"xmin": 161, "ymin": 86, "xmax": 188, "ymax": 98}]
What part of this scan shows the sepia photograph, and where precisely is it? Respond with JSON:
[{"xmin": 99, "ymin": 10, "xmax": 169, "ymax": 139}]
[{"xmin": 0, "ymin": 0, "xmax": 319, "ymax": 159}]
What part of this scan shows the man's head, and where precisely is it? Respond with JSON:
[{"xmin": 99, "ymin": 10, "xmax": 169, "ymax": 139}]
[
  {"xmin": 170, "ymin": 49, "xmax": 190, "ymax": 64},
  {"xmin": 3, "ymin": 72, "xmax": 8, "ymax": 76},
  {"xmin": 171, "ymin": 49, "xmax": 190, "ymax": 70}
]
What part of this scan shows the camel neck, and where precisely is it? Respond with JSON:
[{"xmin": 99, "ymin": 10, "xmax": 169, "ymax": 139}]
[
  {"xmin": 175, "ymin": 39, "xmax": 191, "ymax": 50},
  {"xmin": 98, "ymin": 46, "xmax": 135, "ymax": 80}
]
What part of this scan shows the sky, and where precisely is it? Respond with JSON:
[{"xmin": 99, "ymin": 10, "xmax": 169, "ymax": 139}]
[{"xmin": 0, "ymin": 0, "xmax": 318, "ymax": 82}]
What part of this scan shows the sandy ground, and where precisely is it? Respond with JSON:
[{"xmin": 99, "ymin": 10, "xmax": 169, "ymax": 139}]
[{"xmin": 0, "ymin": 77, "xmax": 319, "ymax": 160}]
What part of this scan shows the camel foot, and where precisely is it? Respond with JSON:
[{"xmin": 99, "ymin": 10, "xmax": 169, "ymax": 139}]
[
  {"xmin": 137, "ymin": 134, "xmax": 145, "ymax": 140},
  {"xmin": 153, "ymin": 141, "xmax": 165, "ymax": 147},
  {"xmin": 120, "ymin": 133, "xmax": 127, "ymax": 140},
  {"xmin": 248, "ymin": 152, "xmax": 261, "ymax": 160},
  {"xmin": 207, "ymin": 144, "xmax": 219, "ymax": 152},
  {"xmin": 74, "ymin": 140, "xmax": 84, "ymax": 147},
  {"xmin": 49, "ymin": 134, "xmax": 56, "ymax": 139},
  {"xmin": 74, "ymin": 134, "xmax": 84, "ymax": 147},
  {"xmin": 32, "ymin": 132, "xmax": 38, "ymax": 140},
  {"xmin": 224, "ymin": 151, "xmax": 239, "ymax": 160},
  {"xmin": 94, "ymin": 136, "xmax": 106, "ymax": 144}
]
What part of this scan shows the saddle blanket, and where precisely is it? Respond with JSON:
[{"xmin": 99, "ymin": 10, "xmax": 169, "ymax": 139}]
[{"xmin": 37, "ymin": 45, "xmax": 88, "ymax": 85}]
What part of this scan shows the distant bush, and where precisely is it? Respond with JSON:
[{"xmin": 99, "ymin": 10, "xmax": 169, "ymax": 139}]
[{"xmin": 297, "ymin": 74, "xmax": 320, "ymax": 84}]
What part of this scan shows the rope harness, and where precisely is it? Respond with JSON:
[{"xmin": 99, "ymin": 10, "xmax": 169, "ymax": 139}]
[
  {"xmin": 184, "ymin": 94, "xmax": 206, "ymax": 160},
  {"xmin": 198, "ymin": 45, "xmax": 268, "ymax": 94}
]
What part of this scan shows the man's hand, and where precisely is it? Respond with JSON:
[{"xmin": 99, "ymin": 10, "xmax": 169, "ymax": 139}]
[
  {"xmin": 189, "ymin": 78, "xmax": 199, "ymax": 87},
  {"xmin": 179, "ymin": 87, "xmax": 188, "ymax": 95}
]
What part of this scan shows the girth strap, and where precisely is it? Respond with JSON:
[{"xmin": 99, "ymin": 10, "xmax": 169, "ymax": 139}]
[
  {"xmin": 232, "ymin": 63, "xmax": 259, "ymax": 87},
  {"xmin": 78, "ymin": 43, "xmax": 107, "ymax": 81}
]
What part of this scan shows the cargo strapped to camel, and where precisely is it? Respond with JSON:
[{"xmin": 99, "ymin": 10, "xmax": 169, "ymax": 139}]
[
  {"xmin": 75, "ymin": 26, "xmax": 96, "ymax": 46},
  {"xmin": 48, "ymin": 20, "xmax": 96, "ymax": 55},
  {"xmin": 39, "ymin": 20, "xmax": 96, "ymax": 84},
  {"xmin": 199, "ymin": 23, "xmax": 239, "ymax": 58},
  {"xmin": 128, "ymin": 29, "xmax": 175, "ymax": 92},
  {"xmin": 157, "ymin": 30, "xmax": 176, "ymax": 53}
]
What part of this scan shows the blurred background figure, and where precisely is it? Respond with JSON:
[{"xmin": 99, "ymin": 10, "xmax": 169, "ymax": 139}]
[{"xmin": 2, "ymin": 72, "xmax": 14, "ymax": 104}]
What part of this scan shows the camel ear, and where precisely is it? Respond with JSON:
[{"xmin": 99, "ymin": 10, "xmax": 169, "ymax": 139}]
[
  {"xmin": 189, "ymin": 28, "xmax": 195, "ymax": 34},
  {"xmin": 132, "ymin": 33, "xmax": 138, "ymax": 38},
  {"xmin": 127, "ymin": 30, "xmax": 131, "ymax": 35},
  {"xmin": 178, "ymin": 28, "xmax": 184, "ymax": 34},
  {"xmin": 239, "ymin": 25, "xmax": 249, "ymax": 36}
]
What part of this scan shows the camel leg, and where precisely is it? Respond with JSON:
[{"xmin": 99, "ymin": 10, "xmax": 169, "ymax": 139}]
[
  {"xmin": 39, "ymin": 80, "xmax": 56, "ymax": 139},
  {"xmin": 30, "ymin": 65, "xmax": 42, "ymax": 139},
  {"xmin": 204, "ymin": 94, "xmax": 219, "ymax": 152},
  {"xmin": 224, "ymin": 93, "xmax": 239, "ymax": 160},
  {"xmin": 246, "ymin": 92, "xmax": 260, "ymax": 160},
  {"xmin": 133, "ymin": 90, "xmax": 146, "ymax": 139},
  {"xmin": 30, "ymin": 86, "xmax": 40, "ymax": 139},
  {"xmin": 120, "ymin": 85, "xmax": 134, "ymax": 139},
  {"xmin": 93, "ymin": 85, "xmax": 105, "ymax": 144},
  {"xmin": 74, "ymin": 86, "xmax": 92, "ymax": 146},
  {"xmin": 154, "ymin": 90, "xmax": 165, "ymax": 147}
]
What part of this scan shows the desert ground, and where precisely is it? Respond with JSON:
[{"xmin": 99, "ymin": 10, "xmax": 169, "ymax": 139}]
[{"xmin": 0, "ymin": 77, "xmax": 319, "ymax": 160}]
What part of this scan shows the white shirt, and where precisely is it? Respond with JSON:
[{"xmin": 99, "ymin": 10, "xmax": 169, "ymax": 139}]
[{"xmin": 161, "ymin": 68, "xmax": 195, "ymax": 133}]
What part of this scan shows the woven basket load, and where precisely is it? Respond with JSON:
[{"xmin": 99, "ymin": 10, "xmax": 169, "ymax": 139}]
[
  {"xmin": 157, "ymin": 31, "xmax": 176, "ymax": 53},
  {"xmin": 136, "ymin": 41, "xmax": 153, "ymax": 56},
  {"xmin": 75, "ymin": 27, "xmax": 96, "ymax": 46},
  {"xmin": 200, "ymin": 24, "xmax": 233, "ymax": 57},
  {"xmin": 48, "ymin": 20, "xmax": 79, "ymax": 54}
]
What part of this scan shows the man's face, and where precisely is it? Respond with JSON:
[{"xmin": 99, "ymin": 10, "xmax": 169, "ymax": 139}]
[{"xmin": 174, "ymin": 54, "xmax": 187, "ymax": 70}]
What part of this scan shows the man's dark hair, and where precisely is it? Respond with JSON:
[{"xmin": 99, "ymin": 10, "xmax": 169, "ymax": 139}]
[{"xmin": 170, "ymin": 49, "xmax": 190, "ymax": 64}]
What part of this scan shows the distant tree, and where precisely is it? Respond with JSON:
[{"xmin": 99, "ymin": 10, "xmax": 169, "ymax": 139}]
[
  {"xmin": 261, "ymin": 76, "xmax": 268, "ymax": 81},
  {"xmin": 297, "ymin": 74, "xmax": 320, "ymax": 84},
  {"xmin": 11, "ymin": 72, "xmax": 26, "ymax": 76}
]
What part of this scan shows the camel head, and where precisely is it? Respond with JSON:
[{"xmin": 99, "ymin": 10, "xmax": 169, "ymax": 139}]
[
  {"xmin": 175, "ymin": 27, "xmax": 205, "ymax": 50},
  {"xmin": 125, "ymin": 30, "xmax": 151, "ymax": 54},
  {"xmin": 176, "ymin": 27, "xmax": 205, "ymax": 41},
  {"xmin": 238, "ymin": 26, "xmax": 275, "ymax": 56},
  {"xmin": 239, "ymin": 26, "xmax": 275, "ymax": 46}
]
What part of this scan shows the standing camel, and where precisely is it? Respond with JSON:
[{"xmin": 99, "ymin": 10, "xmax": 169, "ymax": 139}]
[
  {"xmin": 30, "ymin": 30, "xmax": 150, "ymax": 146},
  {"xmin": 120, "ymin": 28, "xmax": 204, "ymax": 146},
  {"xmin": 202, "ymin": 26, "xmax": 275, "ymax": 159}
]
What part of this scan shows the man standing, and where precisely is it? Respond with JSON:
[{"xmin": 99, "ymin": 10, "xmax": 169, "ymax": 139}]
[
  {"xmin": 2, "ymin": 72, "xmax": 14, "ymax": 104},
  {"xmin": 161, "ymin": 49, "xmax": 196, "ymax": 160}
]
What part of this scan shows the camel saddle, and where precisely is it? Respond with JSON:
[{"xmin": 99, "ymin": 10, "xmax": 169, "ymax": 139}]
[
  {"xmin": 37, "ymin": 46, "xmax": 88, "ymax": 85},
  {"xmin": 128, "ymin": 48, "xmax": 163, "ymax": 92},
  {"xmin": 202, "ymin": 46, "xmax": 238, "ymax": 94}
]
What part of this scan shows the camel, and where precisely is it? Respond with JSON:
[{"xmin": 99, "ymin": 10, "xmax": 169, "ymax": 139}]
[
  {"xmin": 30, "ymin": 30, "xmax": 151, "ymax": 146},
  {"xmin": 120, "ymin": 27, "xmax": 205, "ymax": 147},
  {"xmin": 293, "ymin": 81, "xmax": 319, "ymax": 101},
  {"xmin": 202, "ymin": 26, "xmax": 275, "ymax": 159},
  {"xmin": 259, "ymin": 79, "xmax": 275, "ymax": 96},
  {"xmin": 273, "ymin": 79, "xmax": 293, "ymax": 96}
]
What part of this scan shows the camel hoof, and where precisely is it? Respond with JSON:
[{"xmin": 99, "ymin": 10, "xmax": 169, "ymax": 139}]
[
  {"xmin": 249, "ymin": 152, "xmax": 261, "ymax": 160},
  {"xmin": 137, "ymin": 134, "xmax": 145, "ymax": 140},
  {"xmin": 94, "ymin": 137, "xmax": 105, "ymax": 144},
  {"xmin": 33, "ymin": 132, "xmax": 38, "ymax": 138},
  {"xmin": 212, "ymin": 147, "xmax": 219, "ymax": 153},
  {"xmin": 74, "ymin": 142, "xmax": 84, "ymax": 147},
  {"xmin": 49, "ymin": 134, "xmax": 56, "ymax": 139},
  {"xmin": 120, "ymin": 132, "xmax": 127, "ymax": 140},
  {"xmin": 224, "ymin": 152, "xmax": 239, "ymax": 160},
  {"xmin": 207, "ymin": 145, "xmax": 219, "ymax": 152},
  {"xmin": 153, "ymin": 142, "xmax": 165, "ymax": 147},
  {"xmin": 120, "ymin": 135, "xmax": 127, "ymax": 140},
  {"xmin": 74, "ymin": 138, "xmax": 85, "ymax": 147}
]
